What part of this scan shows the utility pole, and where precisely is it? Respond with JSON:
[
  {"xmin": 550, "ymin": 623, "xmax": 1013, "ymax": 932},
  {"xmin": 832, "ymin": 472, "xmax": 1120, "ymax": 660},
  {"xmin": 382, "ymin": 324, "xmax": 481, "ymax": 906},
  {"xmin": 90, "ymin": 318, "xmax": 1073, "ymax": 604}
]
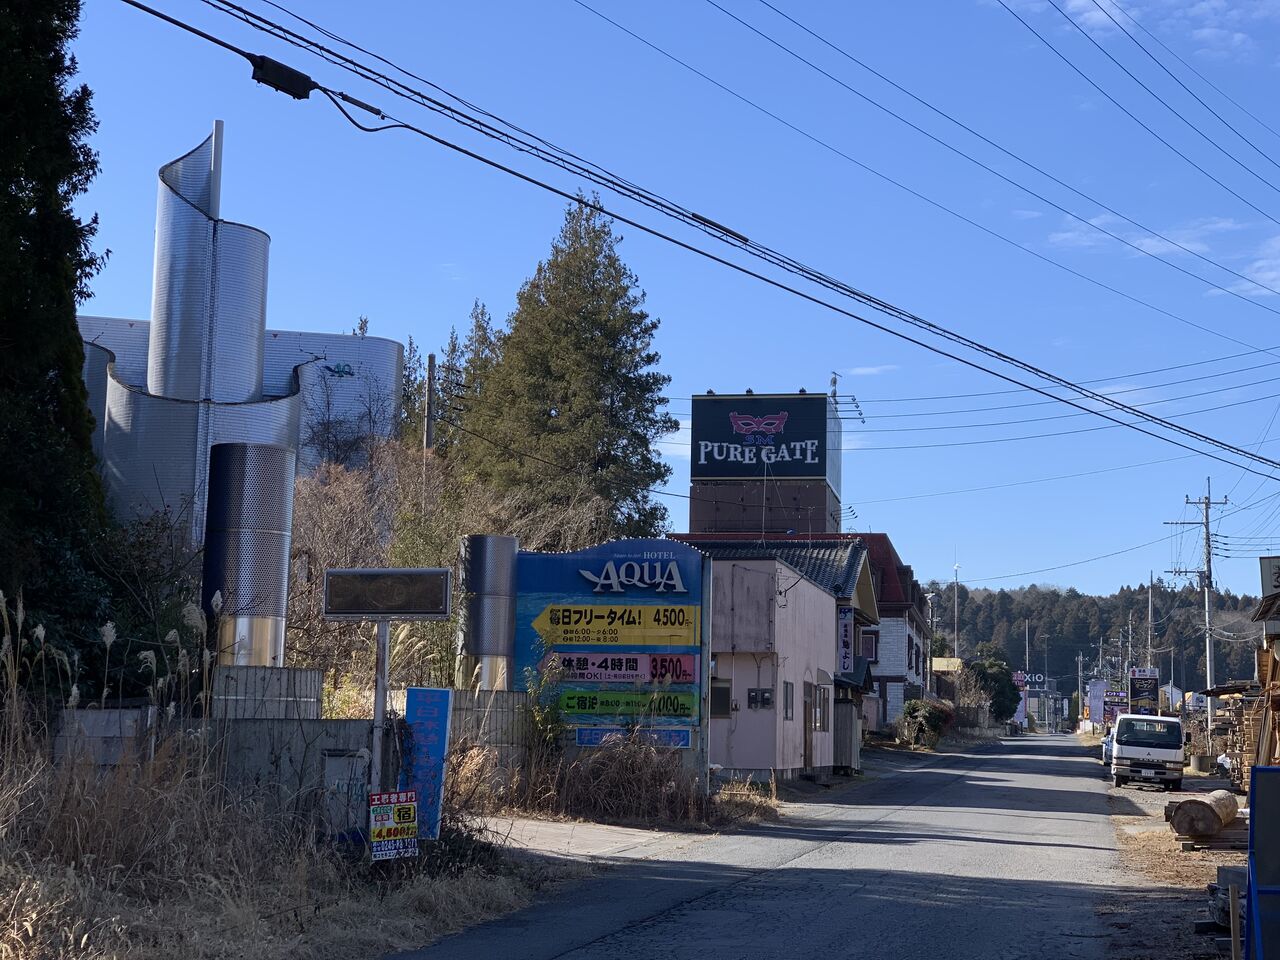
[
  {"xmin": 1043, "ymin": 635, "xmax": 1049, "ymax": 729},
  {"xmin": 1025, "ymin": 619, "xmax": 1030, "ymax": 676},
  {"xmin": 1152, "ymin": 576, "xmax": 1162, "ymax": 670},
  {"xmin": 421, "ymin": 352, "xmax": 436, "ymax": 512},
  {"xmin": 953, "ymin": 562, "xmax": 961, "ymax": 659},
  {"xmin": 1166, "ymin": 478, "xmax": 1228, "ymax": 728},
  {"xmin": 1126, "ymin": 611, "xmax": 1133, "ymax": 675},
  {"xmin": 1077, "ymin": 651, "xmax": 1084, "ymax": 730}
]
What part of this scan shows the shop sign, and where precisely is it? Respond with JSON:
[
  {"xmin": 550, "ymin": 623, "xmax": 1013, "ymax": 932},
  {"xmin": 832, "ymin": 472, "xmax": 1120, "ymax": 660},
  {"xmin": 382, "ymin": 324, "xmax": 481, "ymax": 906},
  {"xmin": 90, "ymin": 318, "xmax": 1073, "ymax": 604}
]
[
  {"xmin": 401, "ymin": 687, "xmax": 452, "ymax": 841},
  {"xmin": 559, "ymin": 690, "xmax": 698, "ymax": 721},
  {"xmin": 690, "ymin": 394, "xmax": 837, "ymax": 483},
  {"xmin": 574, "ymin": 727, "xmax": 692, "ymax": 748},
  {"xmin": 533, "ymin": 604, "xmax": 698, "ymax": 647},
  {"xmin": 369, "ymin": 790, "xmax": 417, "ymax": 861},
  {"xmin": 514, "ymin": 539, "xmax": 704, "ymax": 736},
  {"xmin": 838, "ymin": 606, "xmax": 854, "ymax": 672},
  {"xmin": 548, "ymin": 652, "xmax": 699, "ymax": 684}
]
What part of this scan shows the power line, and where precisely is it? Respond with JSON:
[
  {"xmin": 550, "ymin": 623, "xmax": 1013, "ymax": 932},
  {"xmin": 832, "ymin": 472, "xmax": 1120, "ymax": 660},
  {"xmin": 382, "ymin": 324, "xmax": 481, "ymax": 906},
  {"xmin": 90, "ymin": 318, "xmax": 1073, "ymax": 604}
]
[
  {"xmin": 1104, "ymin": 0, "xmax": 1280, "ymax": 147},
  {"xmin": 128, "ymin": 0, "xmax": 1280, "ymax": 481},
  {"xmin": 826, "ymin": 345, "xmax": 1280, "ymax": 404},
  {"xmin": 995, "ymin": 0, "xmax": 1280, "ymax": 227},
  {"xmin": 1044, "ymin": 0, "xmax": 1280, "ymax": 199},
  {"xmin": 1082, "ymin": 0, "xmax": 1280, "ymax": 180},
  {"xmin": 709, "ymin": 0, "xmax": 1280, "ymax": 312},
  {"xmin": 962, "ymin": 532, "xmax": 1176, "ymax": 584},
  {"xmin": 571, "ymin": 0, "xmax": 1280, "ymax": 357},
  {"xmin": 690, "ymin": 370, "xmax": 1280, "ymax": 428}
]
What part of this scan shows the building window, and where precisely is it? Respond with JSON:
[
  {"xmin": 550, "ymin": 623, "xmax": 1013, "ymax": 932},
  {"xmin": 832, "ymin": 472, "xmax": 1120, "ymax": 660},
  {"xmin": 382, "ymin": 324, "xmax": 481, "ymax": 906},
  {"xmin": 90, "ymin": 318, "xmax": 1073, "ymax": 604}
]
[
  {"xmin": 711, "ymin": 678, "xmax": 732, "ymax": 718},
  {"xmin": 861, "ymin": 629, "xmax": 879, "ymax": 662},
  {"xmin": 813, "ymin": 685, "xmax": 831, "ymax": 732},
  {"xmin": 783, "ymin": 681, "xmax": 794, "ymax": 721},
  {"xmin": 907, "ymin": 638, "xmax": 914, "ymax": 672}
]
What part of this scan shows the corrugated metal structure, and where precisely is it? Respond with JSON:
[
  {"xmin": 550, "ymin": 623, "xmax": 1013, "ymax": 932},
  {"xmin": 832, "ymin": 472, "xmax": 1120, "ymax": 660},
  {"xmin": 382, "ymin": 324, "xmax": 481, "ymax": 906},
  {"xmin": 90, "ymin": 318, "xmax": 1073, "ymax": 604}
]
[{"xmin": 77, "ymin": 124, "xmax": 404, "ymax": 672}]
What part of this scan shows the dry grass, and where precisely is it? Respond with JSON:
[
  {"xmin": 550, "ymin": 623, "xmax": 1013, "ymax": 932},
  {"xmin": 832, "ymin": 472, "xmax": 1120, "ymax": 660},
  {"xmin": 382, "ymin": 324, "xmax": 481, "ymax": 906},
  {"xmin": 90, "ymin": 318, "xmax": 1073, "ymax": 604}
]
[
  {"xmin": 0, "ymin": 730, "xmax": 555, "ymax": 960},
  {"xmin": 454, "ymin": 730, "xmax": 776, "ymax": 830}
]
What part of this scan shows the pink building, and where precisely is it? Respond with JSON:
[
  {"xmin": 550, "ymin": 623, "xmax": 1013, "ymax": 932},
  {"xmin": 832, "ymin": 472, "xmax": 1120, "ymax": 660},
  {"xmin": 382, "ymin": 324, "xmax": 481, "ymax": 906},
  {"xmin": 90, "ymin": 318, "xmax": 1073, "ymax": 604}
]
[{"xmin": 670, "ymin": 537, "xmax": 878, "ymax": 779}]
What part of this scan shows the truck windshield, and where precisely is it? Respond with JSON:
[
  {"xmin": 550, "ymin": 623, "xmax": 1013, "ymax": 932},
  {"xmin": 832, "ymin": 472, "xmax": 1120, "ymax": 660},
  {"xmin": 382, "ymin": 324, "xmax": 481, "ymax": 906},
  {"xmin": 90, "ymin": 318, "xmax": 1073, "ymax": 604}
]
[{"xmin": 1115, "ymin": 718, "xmax": 1180, "ymax": 748}]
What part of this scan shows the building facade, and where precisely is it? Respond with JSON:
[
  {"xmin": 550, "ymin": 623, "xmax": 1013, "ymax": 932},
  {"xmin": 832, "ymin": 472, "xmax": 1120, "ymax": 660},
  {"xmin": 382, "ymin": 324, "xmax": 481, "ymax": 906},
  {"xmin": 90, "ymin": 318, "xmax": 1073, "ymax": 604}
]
[
  {"xmin": 861, "ymin": 533, "xmax": 933, "ymax": 728},
  {"xmin": 670, "ymin": 536, "xmax": 878, "ymax": 779},
  {"xmin": 77, "ymin": 125, "xmax": 403, "ymax": 667}
]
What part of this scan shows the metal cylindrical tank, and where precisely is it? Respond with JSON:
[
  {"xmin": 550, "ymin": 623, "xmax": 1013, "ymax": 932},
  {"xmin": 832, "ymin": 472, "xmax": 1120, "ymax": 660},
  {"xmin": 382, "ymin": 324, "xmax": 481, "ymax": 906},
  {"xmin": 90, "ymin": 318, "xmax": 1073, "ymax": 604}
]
[
  {"xmin": 201, "ymin": 443, "xmax": 296, "ymax": 667},
  {"xmin": 455, "ymin": 535, "xmax": 518, "ymax": 690}
]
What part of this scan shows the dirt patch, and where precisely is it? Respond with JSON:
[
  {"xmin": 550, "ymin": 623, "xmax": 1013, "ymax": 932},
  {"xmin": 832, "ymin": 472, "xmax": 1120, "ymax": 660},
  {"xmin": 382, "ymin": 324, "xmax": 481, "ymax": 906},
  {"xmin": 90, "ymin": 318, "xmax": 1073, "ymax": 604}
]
[{"xmin": 1099, "ymin": 808, "xmax": 1246, "ymax": 959}]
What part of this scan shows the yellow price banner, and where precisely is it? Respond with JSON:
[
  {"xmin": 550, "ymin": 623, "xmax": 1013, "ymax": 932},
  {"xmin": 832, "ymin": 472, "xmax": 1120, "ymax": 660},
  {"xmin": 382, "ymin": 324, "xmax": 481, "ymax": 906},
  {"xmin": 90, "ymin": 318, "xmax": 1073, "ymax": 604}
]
[{"xmin": 533, "ymin": 604, "xmax": 699, "ymax": 647}]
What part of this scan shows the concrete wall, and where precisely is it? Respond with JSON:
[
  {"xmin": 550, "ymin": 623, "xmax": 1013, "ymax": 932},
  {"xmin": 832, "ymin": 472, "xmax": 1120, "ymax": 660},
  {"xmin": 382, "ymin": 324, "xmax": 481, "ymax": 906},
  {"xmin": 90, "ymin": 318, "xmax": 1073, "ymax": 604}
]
[
  {"xmin": 774, "ymin": 568, "xmax": 835, "ymax": 775},
  {"xmin": 53, "ymin": 708, "xmax": 156, "ymax": 766},
  {"xmin": 215, "ymin": 717, "xmax": 393, "ymax": 835},
  {"xmin": 711, "ymin": 650, "xmax": 778, "ymax": 774}
]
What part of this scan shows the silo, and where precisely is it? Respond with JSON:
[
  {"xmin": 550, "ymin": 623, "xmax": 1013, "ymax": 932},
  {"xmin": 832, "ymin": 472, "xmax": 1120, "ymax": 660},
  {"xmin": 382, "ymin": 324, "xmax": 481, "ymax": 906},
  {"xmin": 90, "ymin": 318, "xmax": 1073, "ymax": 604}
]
[
  {"xmin": 201, "ymin": 443, "xmax": 296, "ymax": 666},
  {"xmin": 455, "ymin": 535, "xmax": 518, "ymax": 690}
]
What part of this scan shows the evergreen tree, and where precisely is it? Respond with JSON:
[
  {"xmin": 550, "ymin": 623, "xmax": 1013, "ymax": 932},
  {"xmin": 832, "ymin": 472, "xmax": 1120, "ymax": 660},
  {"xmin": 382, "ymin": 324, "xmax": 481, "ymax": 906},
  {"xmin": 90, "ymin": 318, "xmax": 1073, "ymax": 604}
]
[
  {"xmin": 400, "ymin": 333, "xmax": 426, "ymax": 442},
  {"xmin": 0, "ymin": 0, "xmax": 105, "ymax": 599},
  {"xmin": 458, "ymin": 200, "xmax": 677, "ymax": 537}
]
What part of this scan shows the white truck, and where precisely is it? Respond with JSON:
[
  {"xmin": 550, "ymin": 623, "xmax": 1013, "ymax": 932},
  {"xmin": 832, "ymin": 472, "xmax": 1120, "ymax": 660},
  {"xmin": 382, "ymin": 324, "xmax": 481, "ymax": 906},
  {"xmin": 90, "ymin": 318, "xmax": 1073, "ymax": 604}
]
[{"xmin": 1110, "ymin": 713, "xmax": 1185, "ymax": 791}]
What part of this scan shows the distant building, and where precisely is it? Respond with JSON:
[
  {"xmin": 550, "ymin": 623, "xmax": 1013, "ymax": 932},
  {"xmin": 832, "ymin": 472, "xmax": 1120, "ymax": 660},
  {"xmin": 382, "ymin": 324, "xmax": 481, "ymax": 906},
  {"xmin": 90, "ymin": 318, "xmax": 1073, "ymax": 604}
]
[
  {"xmin": 77, "ymin": 124, "xmax": 403, "ymax": 667},
  {"xmin": 860, "ymin": 533, "xmax": 933, "ymax": 727}
]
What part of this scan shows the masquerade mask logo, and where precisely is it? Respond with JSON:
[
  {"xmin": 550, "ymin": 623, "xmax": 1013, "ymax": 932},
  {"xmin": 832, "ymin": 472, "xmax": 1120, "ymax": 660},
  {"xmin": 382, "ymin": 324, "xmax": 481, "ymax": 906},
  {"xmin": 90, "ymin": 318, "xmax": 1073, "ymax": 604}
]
[{"xmin": 729, "ymin": 412, "xmax": 788, "ymax": 436}]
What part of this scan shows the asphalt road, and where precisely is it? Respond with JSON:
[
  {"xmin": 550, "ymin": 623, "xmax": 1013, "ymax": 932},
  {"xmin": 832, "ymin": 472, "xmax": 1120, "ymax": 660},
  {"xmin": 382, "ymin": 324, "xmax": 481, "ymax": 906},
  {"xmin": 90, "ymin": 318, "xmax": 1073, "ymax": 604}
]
[{"xmin": 395, "ymin": 735, "xmax": 1140, "ymax": 960}]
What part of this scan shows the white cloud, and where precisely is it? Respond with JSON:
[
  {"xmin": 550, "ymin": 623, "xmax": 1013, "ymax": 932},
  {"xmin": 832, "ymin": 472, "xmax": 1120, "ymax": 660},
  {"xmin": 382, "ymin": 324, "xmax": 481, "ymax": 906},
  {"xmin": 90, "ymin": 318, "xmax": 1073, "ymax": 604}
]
[
  {"xmin": 1046, "ymin": 213, "xmax": 1246, "ymax": 257},
  {"xmin": 1192, "ymin": 25, "xmax": 1255, "ymax": 58},
  {"xmin": 661, "ymin": 418, "xmax": 692, "ymax": 460},
  {"xmin": 846, "ymin": 364, "xmax": 899, "ymax": 376},
  {"xmin": 1012, "ymin": 209, "xmax": 1044, "ymax": 220},
  {"xmin": 1221, "ymin": 235, "xmax": 1280, "ymax": 296}
]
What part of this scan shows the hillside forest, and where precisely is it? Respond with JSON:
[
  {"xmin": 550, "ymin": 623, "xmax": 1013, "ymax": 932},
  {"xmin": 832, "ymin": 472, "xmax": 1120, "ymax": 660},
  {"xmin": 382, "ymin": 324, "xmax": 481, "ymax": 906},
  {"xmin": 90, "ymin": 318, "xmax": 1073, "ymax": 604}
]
[{"xmin": 923, "ymin": 578, "xmax": 1262, "ymax": 697}]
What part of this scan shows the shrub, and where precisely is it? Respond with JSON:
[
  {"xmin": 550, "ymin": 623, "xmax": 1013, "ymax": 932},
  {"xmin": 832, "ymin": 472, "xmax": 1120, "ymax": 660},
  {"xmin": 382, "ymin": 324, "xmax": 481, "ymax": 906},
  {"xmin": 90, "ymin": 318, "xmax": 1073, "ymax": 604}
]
[{"xmin": 901, "ymin": 699, "xmax": 953, "ymax": 748}]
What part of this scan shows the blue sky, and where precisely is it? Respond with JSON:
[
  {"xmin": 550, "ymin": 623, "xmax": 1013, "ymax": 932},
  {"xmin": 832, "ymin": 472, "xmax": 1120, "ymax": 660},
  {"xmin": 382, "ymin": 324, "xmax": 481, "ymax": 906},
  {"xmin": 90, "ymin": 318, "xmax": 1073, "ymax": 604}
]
[{"xmin": 73, "ymin": 0, "xmax": 1280, "ymax": 597}]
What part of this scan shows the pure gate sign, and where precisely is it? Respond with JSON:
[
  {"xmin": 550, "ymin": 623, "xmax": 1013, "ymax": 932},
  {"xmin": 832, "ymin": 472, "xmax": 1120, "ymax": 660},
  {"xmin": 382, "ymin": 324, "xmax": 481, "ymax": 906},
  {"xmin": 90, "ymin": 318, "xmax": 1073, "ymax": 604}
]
[{"xmin": 690, "ymin": 393, "xmax": 839, "ymax": 485}]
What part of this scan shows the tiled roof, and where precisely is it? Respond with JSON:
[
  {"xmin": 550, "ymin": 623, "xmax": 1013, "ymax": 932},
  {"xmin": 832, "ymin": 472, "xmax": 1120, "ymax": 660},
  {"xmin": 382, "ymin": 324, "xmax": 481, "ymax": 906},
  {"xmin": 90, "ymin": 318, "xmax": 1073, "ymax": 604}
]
[{"xmin": 669, "ymin": 535, "xmax": 867, "ymax": 598}]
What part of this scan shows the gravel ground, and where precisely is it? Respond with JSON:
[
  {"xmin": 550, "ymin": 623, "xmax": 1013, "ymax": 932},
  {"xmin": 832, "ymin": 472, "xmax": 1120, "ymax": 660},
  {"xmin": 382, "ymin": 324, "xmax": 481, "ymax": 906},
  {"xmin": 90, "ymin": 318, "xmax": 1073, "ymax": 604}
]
[{"xmin": 1096, "ymin": 754, "xmax": 1246, "ymax": 960}]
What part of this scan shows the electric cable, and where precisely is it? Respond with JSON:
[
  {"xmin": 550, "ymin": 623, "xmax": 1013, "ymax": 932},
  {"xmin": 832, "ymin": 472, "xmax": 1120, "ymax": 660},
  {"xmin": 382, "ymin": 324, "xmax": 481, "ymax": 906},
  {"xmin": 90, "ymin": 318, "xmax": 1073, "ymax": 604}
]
[
  {"xmin": 1046, "ymin": 0, "xmax": 1280, "ymax": 196},
  {"xmin": 711, "ymin": 0, "xmax": 1280, "ymax": 308},
  {"xmin": 228, "ymin": 0, "xmax": 1280, "ymax": 363},
  {"xmin": 1082, "ymin": 0, "xmax": 1280, "ymax": 179},
  {"xmin": 122, "ymin": 0, "xmax": 1280, "ymax": 481},
  {"xmin": 1105, "ymin": 0, "xmax": 1280, "ymax": 147},
  {"xmin": 996, "ymin": 0, "xmax": 1280, "ymax": 226}
]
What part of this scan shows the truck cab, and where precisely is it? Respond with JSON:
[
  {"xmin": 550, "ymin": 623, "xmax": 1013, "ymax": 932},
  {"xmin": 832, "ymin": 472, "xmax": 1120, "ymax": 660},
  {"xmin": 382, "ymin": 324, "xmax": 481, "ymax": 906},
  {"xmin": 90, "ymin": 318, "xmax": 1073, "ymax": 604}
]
[{"xmin": 1110, "ymin": 713, "xmax": 1184, "ymax": 791}]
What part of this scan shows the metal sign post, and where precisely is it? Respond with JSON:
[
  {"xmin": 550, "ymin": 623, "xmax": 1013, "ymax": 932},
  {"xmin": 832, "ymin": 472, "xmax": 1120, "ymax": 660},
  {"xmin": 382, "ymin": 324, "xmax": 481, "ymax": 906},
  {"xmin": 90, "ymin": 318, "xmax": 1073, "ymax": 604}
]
[
  {"xmin": 372, "ymin": 620, "xmax": 390, "ymax": 794},
  {"xmin": 323, "ymin": 568, "xmax": 452, "ymax": 816}
]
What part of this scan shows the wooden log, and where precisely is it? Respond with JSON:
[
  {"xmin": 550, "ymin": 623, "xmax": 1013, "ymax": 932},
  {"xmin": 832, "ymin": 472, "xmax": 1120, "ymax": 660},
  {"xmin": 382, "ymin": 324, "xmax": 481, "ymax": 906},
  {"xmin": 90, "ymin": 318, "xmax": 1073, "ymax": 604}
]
[{"xmin": 1171, "ymin": 790, "xmax": 1241, "ymax": 837}]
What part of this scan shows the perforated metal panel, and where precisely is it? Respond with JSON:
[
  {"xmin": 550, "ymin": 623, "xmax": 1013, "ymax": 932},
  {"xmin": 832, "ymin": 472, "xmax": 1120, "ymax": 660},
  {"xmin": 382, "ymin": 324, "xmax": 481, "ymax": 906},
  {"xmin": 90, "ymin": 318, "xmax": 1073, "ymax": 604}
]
[
  {"xmin": 100, "ymin": 377, "xmax": 200, "ymax": 523},
  {"xmin": 458, "ymin": 535, "xmax": 517, "ymax": 658},
  {"xmin": 147, "ymin": 130, "xmax": 268, "ymax": 404}
]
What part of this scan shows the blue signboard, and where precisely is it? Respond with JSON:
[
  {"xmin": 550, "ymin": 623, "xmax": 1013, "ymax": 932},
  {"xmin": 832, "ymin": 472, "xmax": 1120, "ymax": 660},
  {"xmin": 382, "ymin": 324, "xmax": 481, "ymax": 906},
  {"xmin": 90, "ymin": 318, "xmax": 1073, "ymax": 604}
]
[
  {"xmin": 401, "ymin": 687, "xmax": 453, "ymax": 841},
  {"xmin": 575, "ymin": 727, "xmax": 692, "ymax": 749},
  {"xmin": 515, "ymin": 539, "xmax": 704, "ymax": 737}
]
